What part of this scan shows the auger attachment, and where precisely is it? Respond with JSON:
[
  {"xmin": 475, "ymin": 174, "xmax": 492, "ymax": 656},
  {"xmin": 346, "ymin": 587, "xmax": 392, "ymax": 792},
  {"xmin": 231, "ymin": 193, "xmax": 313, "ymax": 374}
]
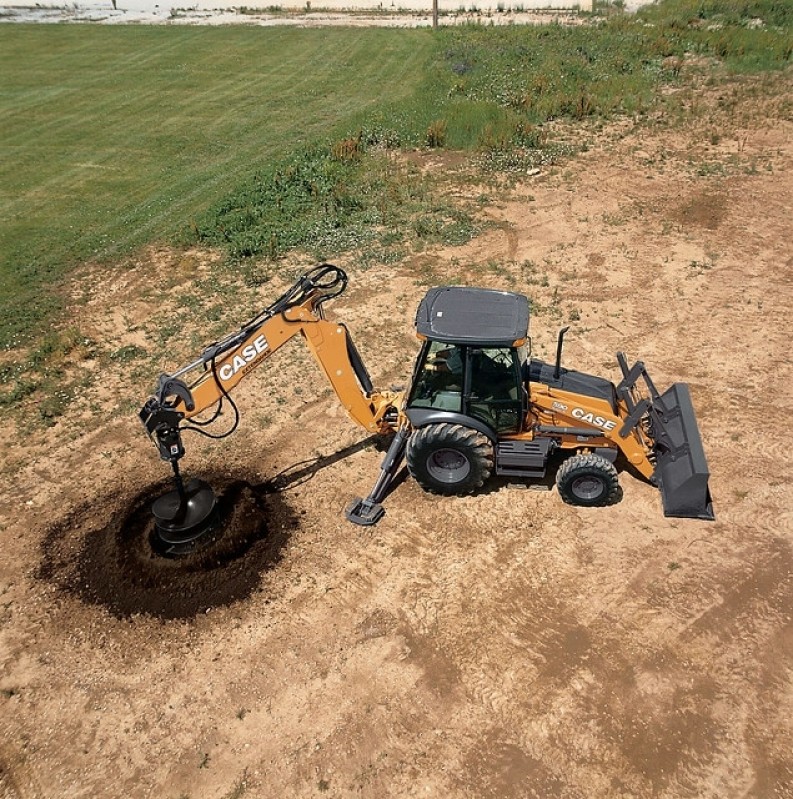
[
  {"xmin": 140, "ymin": 397, "xmax": 220, "ymax": 555},
  {"xmin": 151, "ymin": 461, "xmax": 219, "ymax": 556}
]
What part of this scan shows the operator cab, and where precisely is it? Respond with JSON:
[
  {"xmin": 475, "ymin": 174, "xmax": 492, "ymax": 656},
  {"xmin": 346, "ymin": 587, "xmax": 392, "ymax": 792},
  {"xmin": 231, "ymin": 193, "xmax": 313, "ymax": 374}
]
[{"xmin": 406, "ymin": 286, "xmax": 530, "ymax": 435}]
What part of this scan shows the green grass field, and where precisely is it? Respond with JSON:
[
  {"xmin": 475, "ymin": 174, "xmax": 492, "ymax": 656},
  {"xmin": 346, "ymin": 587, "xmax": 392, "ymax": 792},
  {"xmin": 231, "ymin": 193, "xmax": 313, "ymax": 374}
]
[
  {"xmin": 1, "ymin": 2, "xmax": 790, "ymax": 358},
  {"xmin": 0, "ymin": 25, "xmax": 436, "ymax": 346}
]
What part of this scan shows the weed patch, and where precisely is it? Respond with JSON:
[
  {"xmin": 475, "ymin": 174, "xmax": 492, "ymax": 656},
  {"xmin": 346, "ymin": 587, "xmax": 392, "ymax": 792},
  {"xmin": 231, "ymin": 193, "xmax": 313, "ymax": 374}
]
[
  {"xmin": 192, "ymin": 145, "xmax": 478, "ymax": 263},
  {"xmin": 0, "ymin": 327, "xmax": 97, "ymax": 425}
]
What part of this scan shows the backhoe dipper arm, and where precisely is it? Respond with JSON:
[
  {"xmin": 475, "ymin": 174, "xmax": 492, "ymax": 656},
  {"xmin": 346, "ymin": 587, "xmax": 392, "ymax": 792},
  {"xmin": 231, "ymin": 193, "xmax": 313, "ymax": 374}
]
[{"xmin": 139, "ymin": 265, "xmax": 400, "ymax": 463}]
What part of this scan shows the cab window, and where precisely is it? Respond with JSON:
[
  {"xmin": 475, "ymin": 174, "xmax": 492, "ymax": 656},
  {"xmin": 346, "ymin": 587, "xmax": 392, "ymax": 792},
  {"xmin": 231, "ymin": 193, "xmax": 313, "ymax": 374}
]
[{"xmin": 407, "ymin": 341, "xmax": 464, "ymax": 412}]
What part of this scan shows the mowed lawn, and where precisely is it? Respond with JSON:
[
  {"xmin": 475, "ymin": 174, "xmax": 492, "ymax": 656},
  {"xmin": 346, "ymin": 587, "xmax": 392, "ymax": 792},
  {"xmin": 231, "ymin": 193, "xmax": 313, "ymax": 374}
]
[{"xmin": 0, "ymin": 25, "xmax": 435, "ymax": 345}]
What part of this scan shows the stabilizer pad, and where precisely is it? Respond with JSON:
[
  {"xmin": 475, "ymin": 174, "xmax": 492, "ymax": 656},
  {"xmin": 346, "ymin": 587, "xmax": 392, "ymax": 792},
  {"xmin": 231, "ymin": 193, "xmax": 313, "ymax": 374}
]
[{"xmin": 345, "ymin": 497, "xmax": 385, "ymax": 526}]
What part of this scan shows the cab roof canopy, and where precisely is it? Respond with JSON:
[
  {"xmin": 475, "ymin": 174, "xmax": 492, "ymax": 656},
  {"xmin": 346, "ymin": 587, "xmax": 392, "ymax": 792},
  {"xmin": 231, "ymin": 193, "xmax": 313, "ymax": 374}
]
[{"xmin": 415, "ymin": 286, "xmax": 530, "ymax": 347}]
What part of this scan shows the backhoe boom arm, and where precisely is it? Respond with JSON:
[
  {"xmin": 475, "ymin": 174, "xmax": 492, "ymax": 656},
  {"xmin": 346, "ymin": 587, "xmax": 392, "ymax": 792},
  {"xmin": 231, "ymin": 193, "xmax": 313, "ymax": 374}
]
[{"xmin": 139, "ymin": 265, "xmax": 400, "ymax": 463}]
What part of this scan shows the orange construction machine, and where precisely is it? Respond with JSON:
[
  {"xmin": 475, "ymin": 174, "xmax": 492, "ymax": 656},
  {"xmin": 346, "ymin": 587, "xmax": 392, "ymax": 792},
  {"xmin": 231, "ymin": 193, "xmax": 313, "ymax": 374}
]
[{"xmin": 139, "ymin": 264, "xmax": 713, "ymax": 554}]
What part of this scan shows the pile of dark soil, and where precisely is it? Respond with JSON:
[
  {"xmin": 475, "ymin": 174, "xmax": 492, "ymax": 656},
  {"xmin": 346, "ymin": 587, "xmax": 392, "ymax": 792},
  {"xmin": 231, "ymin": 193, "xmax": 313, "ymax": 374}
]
[{"xmin": 37, "ymin": 473, "xmax": 296, "ymax": 619}]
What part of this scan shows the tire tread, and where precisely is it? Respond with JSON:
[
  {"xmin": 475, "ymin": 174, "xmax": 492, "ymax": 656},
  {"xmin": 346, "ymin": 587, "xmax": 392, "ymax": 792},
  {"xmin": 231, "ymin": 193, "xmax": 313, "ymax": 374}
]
[
  {"xmin": 407, "ymin": 423, "xmax": 493, "ymax": 495},
  {"xmin": 556, "ymin": 453, "xmax": 620, "ymax": 507}
]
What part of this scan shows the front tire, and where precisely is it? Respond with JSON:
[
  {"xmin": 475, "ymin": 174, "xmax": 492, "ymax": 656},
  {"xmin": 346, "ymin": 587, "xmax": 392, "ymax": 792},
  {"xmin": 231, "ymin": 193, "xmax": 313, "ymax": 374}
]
[
  {"xmin": 407, "ymin": 423, "xmax": 493, "ymax": 495},
  {"xmin": 556, "ymin": 453, "xmax": 621, "ymax": 507}
]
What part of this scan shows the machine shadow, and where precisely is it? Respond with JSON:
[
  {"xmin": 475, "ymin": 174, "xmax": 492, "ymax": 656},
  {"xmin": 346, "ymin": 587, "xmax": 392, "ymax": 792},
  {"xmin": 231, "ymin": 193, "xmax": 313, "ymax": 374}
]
[
  {"xmin": 261, "ymin": 437, "xmax": 643, "ymax": 508},
  {"xmin": 259, "ymin": 434, "xmax": 399, "ymax": 494}
]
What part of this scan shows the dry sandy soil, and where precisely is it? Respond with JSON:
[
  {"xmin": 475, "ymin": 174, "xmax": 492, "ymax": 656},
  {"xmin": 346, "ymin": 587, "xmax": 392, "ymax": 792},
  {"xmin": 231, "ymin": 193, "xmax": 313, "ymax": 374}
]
[{"xmin": 1, "ymin": 75, "xmax": 792, "ymax": 798}]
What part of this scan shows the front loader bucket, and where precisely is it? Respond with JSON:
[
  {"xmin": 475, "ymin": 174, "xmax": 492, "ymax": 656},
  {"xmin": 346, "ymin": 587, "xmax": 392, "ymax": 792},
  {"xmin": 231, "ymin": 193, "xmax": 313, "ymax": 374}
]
[{"xmin": 650, "ymin": 382, "xmax": 714, "ymax": 520}]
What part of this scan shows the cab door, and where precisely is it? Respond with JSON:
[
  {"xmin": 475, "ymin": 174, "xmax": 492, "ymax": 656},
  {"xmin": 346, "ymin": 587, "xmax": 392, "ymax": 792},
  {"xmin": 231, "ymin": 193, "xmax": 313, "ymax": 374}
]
[{"xmin": 464, "ymin": 347, "xmax": 524, "ymax": 434}]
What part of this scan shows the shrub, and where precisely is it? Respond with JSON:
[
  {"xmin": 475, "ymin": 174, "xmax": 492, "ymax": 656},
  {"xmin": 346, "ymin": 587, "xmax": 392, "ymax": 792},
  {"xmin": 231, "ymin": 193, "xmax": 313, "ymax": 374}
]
[{"xmin": 426, "ymin": 119, "xmax": 448, "ymax": 148}]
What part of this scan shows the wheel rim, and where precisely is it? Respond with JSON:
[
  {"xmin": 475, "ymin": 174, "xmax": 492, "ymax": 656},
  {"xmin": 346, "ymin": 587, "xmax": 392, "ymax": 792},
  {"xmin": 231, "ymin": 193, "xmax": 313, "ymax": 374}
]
[
  {"xmin": 426, "ymin": 448, "xmax": 471, "ymax": 484},
  {"xmin": 570, "ymin": 474, "xmax": 605, "ymax": 501}
]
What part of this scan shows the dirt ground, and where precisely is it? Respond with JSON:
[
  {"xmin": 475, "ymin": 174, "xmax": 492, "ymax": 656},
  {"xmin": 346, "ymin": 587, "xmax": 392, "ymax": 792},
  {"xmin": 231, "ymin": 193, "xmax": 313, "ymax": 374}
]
[{"xmin": 1, "ymin": 75, "xmax": 792, "ymax": 799}]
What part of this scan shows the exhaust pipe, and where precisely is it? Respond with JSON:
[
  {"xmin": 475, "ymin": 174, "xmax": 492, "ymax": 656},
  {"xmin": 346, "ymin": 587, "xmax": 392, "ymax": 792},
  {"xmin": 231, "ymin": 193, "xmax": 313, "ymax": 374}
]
[{"xmin": 554, "ymin": 326, "xmax": 570, "ymax": 381}]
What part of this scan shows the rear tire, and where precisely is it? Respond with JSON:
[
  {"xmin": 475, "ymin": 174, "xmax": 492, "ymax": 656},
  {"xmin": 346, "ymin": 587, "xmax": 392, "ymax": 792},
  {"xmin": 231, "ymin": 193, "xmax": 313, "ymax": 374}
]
[
  {"xmin": 407, "ymin": 423, "xmax": 493, "ymax": 495},
  {"xmin": 556, "ymin": 453, "xmax": 621, "ymax": 507}
]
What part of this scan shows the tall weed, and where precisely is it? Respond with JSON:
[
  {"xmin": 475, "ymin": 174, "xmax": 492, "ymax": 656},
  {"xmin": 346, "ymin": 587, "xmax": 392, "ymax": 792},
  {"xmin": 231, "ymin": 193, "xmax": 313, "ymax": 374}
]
[{"xmin": 193, "ymin": 144, "xmax": 477, "ymax": 262}]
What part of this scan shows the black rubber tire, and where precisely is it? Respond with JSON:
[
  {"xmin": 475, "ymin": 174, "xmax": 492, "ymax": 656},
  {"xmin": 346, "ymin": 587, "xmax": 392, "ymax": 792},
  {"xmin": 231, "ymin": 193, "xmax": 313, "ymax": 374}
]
[
  {"xmin": 556, "ymin": 453, "xmax": 621, "ymax": 508},
  {"xmin": 407, "ymin": 423, "xmax": 494, "ymax": 495}
]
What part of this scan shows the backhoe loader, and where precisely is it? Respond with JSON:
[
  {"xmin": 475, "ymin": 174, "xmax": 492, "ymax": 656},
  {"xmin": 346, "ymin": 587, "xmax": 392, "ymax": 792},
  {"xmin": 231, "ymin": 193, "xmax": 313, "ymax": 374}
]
[{"xmin": 139, "ymin": 264, "xmax": 713, "ymax": 554}]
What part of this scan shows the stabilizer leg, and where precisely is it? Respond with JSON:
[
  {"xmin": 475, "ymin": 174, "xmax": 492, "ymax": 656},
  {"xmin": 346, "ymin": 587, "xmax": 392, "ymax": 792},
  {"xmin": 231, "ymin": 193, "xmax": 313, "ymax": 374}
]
[{"xmin": 346, "ymin": 428, "xmax": 410, "ymax": 526}]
